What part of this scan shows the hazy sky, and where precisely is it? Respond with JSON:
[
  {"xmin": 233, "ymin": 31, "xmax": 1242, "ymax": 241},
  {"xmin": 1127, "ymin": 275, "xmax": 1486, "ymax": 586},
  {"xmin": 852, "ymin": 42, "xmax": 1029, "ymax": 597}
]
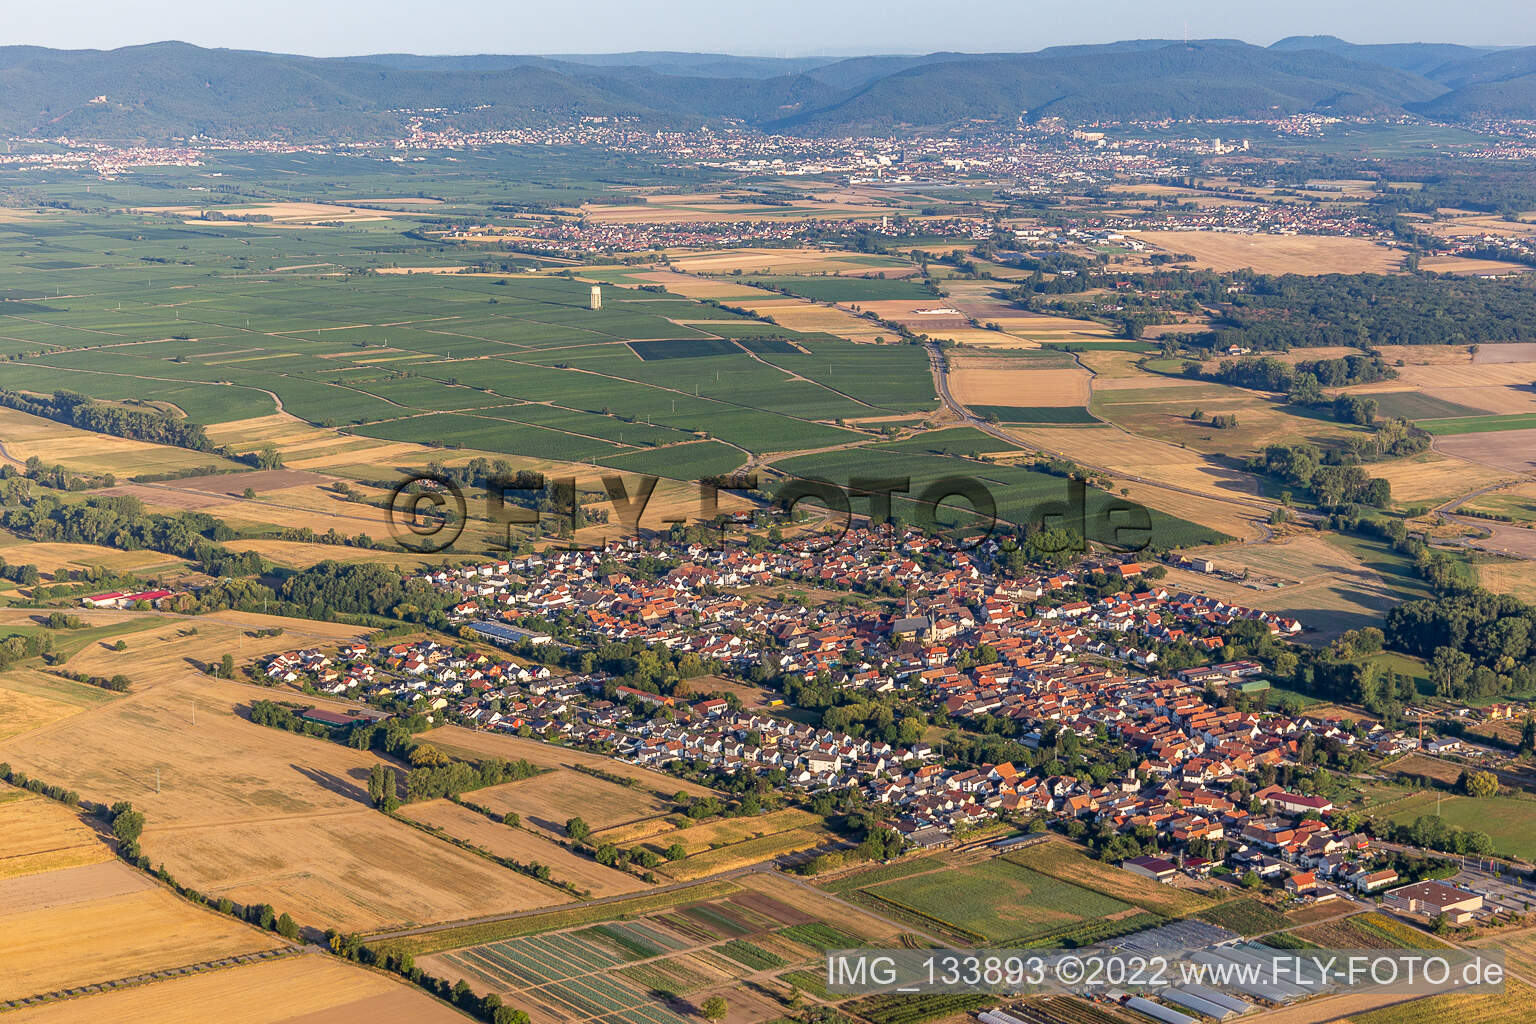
[{"xmin": 9, "ymin": 0, "xmax": 1534, "ymax": 56}]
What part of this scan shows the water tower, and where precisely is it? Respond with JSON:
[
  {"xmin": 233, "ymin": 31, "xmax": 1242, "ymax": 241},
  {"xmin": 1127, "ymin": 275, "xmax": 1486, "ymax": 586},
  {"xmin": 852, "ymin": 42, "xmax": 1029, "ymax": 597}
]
[{"xmin": 589, "ymin": 285, "xmax": 602, "ymax": 311}]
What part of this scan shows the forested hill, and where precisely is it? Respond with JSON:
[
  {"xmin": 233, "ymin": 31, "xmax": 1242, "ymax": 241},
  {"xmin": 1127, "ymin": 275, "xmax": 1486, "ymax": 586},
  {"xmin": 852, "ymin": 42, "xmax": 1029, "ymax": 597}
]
[{"xmin": 0, "ymin": 36, "xmax": 1526, "ymax": 140}]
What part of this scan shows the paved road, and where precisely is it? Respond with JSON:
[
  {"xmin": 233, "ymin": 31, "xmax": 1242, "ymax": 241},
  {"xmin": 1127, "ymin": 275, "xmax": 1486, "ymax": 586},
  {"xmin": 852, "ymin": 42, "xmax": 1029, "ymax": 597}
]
[{"xmin": 1432, "ymin": 478, "xmax": 1536, "ymax": 560}]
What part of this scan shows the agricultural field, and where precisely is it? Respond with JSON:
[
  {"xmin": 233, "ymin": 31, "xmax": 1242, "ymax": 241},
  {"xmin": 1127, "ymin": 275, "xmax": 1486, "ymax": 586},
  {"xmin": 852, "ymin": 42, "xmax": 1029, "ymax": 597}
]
[
  {"xmin": 397, "ymin": 799, "xmax": 648, "ymax": 898},
  {"xmin": 1293, "ymin": 912, "xmax": 1444, "ymax": 950},
  {"xmin": 0, "ymin": 661, "xmax": 575, "ymax": 932},
  {"xmin": 0, "ymin": 858, "xmax": 288, "ymax": 1002},
  {"xmin": 1374, "ymin": 791, "xmax": 1536, "ymax": 860},
  {"xmin": 839, "ymin": 854, "xmax": 1144, "ymax": 945},
  {"xmin": 1160, "ymin": 532, "xmax": 1412, "ymax": 640},
  {"xmin": 772, "ymin": 444, "xmax": 1226, "ymax": 549},
  {"xmin": 0, "ymin": 667, "xmax": 122, "ymax": 741},
  {"xmin": 0, "ymin": 786, "xmax": 116, "ymax": 879},
  {"xmin": 1128, "ymin": 230, "xmax": 1404, "ymax": 274},
  {"xmin": 1342, "ymin": 980, "xmax": 1536, "ymax": 1024},
  {"xmin": 1, "ymin": 954, "xmax": 469, "ymax": 1024},
  {"xmin": 1003, "ymin": 839, "xmax": 1214, "ymax": 917},
  {"xmin": 413, "ymin": 874, "xmax": 893, "ymax": 1024},
  {"xmin": 1191, "ymin": 896, "xmax": 1290, "ymax": 939},
  {"xmin": 461, "ymin": 768, "xmax": 677, "ymax": 836},
  {"xmin": 1478, "ymin": 559, "xmax": 1536, "ymax": 603},
  {"xmin": 421, "ymin": 724, "xmax": 718, "ymax": 799},
  {"xmin": 1370, "ymin": 452, "xmax": 1512, "ymax": 507},
  {"xmin": 948, "ymin": 355, "xmax": 1092, "ymax": 409}
]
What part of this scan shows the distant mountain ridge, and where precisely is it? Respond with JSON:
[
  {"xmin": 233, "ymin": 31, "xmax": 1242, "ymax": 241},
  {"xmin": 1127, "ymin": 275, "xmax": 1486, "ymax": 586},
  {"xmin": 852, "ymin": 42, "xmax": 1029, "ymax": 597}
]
[{"xmin": 0, "ymin": 36, "xmax": 1530, "ymax": 140}]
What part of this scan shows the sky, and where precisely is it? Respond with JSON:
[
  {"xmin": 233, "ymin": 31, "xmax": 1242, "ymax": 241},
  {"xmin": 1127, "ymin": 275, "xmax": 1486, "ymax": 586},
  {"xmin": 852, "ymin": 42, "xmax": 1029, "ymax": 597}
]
[{"xmin": 8, "ymin": 0, "xmax": 1535, "ymax": 56}]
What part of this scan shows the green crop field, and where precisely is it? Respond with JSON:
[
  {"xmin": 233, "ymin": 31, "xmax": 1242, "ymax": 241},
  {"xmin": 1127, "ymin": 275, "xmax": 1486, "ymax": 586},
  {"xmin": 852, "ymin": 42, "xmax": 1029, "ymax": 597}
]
[
  {"xmin": 1366, "ymin": 391, "xmax": 1487, "ymax": 422},
  {"xmin": 742, "ymin": 275, "xmax": 937, "ymax": 303},
  {"xmin": 1419, "ymin": 413, "xmax": 1536, "ymax": 435},
  {"xmin": 970, "ymin": 405, "xmax": 1099, "ymax": 424},
  {"xmin": 775, "ymin": 447, "xmax": 1225, "ymax": 549},
  {"xmin": 1377, "ymin": 791, "xmax": 1536, "ymax": 860},
  {"xmin": 855, "ymin": 858, "xmax": 1134, "ymax": 944},
  {"xmin": 1195, "ymin": 899, "xmax": 1288, "ymax": 936}
]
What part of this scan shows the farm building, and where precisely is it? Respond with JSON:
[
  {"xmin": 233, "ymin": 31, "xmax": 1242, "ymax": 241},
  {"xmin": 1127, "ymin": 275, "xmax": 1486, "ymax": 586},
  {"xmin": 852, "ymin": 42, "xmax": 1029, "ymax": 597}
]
[
  {"xmin": 1383, "ymin": 880, "xmax": 1483, "ymax": 923},
  {"xmin": 1122, "ymin": 855, "xmax": 1178, "ymax": 883},
  {"xmin": 467, "ymin": 620, "xmax": 552, "ymax": 647}
]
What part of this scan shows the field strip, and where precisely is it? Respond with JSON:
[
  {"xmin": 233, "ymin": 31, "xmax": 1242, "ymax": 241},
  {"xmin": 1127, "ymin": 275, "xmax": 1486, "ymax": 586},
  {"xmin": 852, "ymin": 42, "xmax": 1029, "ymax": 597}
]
[{"xmin": 6, "ymin": 946, "xmax": 302, "ymax": 1010}]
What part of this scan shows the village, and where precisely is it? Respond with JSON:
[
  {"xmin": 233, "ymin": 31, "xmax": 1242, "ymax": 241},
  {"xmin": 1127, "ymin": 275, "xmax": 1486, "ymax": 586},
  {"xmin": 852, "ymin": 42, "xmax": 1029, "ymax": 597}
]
[{"xmin": 250, "ymin": 524, "xmax": 1525, "ymax": 934}]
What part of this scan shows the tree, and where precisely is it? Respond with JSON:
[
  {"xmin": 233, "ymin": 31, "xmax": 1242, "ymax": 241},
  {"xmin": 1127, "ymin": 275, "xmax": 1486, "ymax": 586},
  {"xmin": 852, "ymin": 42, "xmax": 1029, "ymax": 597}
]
[
  {"xmin": 665, "ymin": 842, "xmax": 687, "ymax": 861},
  {"xmin": 408, "ymin": 744, "xmax": 449, "ymax": 768},
  {"xmin": 276, "ymin": 912, "xmax": 300, "ymax": 939},
  {"xmin": 1463, "ymin": 770, "xmax": 1499, "ymax": 800},
  {"xmin": 493, "ymin": 1008, "xmax": 531, "ymax": 1024},
  {"xmin": 220, "ymin": 653, "xmax": 234, "ymax": 679},
  {"xmin": 566, "ymin": 817, "xmax": 590, "ymax": 844},
  {"xmin": 1429, "ymin": 646, "xmax": 1474, "ymax": 698},
  {"xmin": 110, "ymin": 802, "xmax": 144, "ymax": 847},
  {"xmin": 700, "ymin": 996, "xmax": 728, "ymax": 1022},
  {"xmin": 367, "ymin": 763, "xmax": 393, "ymax": 808},
  {"xmin": 503, "ymin": 811, "xmax": 521, "ymax": 827}
]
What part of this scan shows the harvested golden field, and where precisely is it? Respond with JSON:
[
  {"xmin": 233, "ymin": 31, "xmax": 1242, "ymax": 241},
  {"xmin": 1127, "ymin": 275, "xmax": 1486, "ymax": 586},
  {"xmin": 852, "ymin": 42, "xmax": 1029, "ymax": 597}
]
[
  {"xmin": 0, "ymin": 862, "xmax": 286, "ymax": 1001},
  {"xmin": 1075, "ymin": 349, "xmax": 1151, "ymax": 379},
  {"xmin": 621, "ymin": 270, "xmax": 768, "ymax": 300},
  {"xmin": 0, "ymin": 788, "xmax": 115, "ymax": 879},
  {"xmin": 0, "ymin": 407, "xmax": 246, "ymax": 477},
  {"xmin": 458, "ymin": 767, "xmax": 675, "ymax": 835},
  {"xmin": 654, "ymin": 827, "xmax": 830, "ymax": 881},
  {"xmin": 664, "ymin": 247, "xmax": 906, "ymax": 273},
  {"xmin": 1, "ymin": 954, "xmax": 467, "ymax": 1024},
  {"xmin": 1426, "ymin": 211, "xmax": 1536, "ymax": 239},
  {"xmin": 1130, "ymin": 230, "xmax": 1404, "ymax": 274},
  {"xmin": 205, "ymin": 413, "xmax": 432, "ymax": 471},
  {"xmin": 602, "ymin": 270, "xmax": 889, "ymax": 341},
  {"xmin": 57, "ymin": 609, "xmax": 363, "ymax": 682},
  {"xmin": 0, "ymin": 532, "xmax": 189, "ymax": 577},
  {"xmin": 1479, "ymin": 560, "xmax": 1536, "ymax": 603},
  {"xmin": 398, "ymin": 799, "xmax": 645, "ymax": 897},
  {"xmin": 1005, "ymin": 425, "xmax": 1265, "ymax": 502},
  {"xmin": 1418, "ymin": 255, "xmax": 1533, "ymax": 275},
  {"xmin": 168, "ymin": 810, "xmax": 564, "ymax": 931},
  {"xmin": 222, "ymin": 538, "xmax": 421, "ymax": 569},
  {"xmin": 585, "ymin": 195, "xmax": 889, "ymax": 226},
  {"xmin": 1093, "ymin": 382, "xmax": 1367, "ymax": 456},
  {"xmin": 1341, "ymin": 980, "xmax": 1536, "ymax": 1024},
  {"xmin": 640, "ymin": 808, "xmax": 821, "ymax": 858},
  {"xmin": 741, "ymin": 297, "xmax": 889, "ymax": 340},
  {"xmin": 1435, "ymin": 428, "xmax": 1536, "ymax": 474},
  {"xmin": 996, "ymin": 422, "xmax": 1272, "ymax": 538},
  {"xmin": 1166, "ymin": 533, "xmax": 1403, "ymax": 640},
  {"xmin": 949, "ymin": 358, "xmax": 1091, "ymax": 407},
  {"xmin": 168, "ymin": 201, "xmax": 393, "ymax": 225},
  {"xmin": 1397, "ymin": 361, "xmax": 1536, "ymax": 389},
  {"xmin": 0, "ymin": 675, "xmax": 565, "ymax": 932},
  {"xmin": 1419, "ymin": 386, "xmax": 1536, "ymax": 415},
  {"xmin": 1370, "ymin": 452, "xmax": 1512, "ymax": 506},
  {"xmin": 1109, "ymin": 478, "xmax": 1270, "ymax": 541},
  {"xmin": 0, "ymin": 668, "xmax": 114, "ymax": 740},
  {"xmin": 424, "ymin": 724, "xmax": 718, "ymax": 798}
]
